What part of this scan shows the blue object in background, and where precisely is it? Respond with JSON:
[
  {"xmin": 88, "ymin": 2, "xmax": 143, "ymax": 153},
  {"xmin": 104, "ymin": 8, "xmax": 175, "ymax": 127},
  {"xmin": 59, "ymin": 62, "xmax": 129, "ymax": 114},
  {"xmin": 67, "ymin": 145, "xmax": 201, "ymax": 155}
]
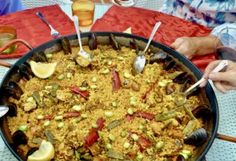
[{"xmin": 0, "ymin": 0, "xmax": 23, "ymax": 15}]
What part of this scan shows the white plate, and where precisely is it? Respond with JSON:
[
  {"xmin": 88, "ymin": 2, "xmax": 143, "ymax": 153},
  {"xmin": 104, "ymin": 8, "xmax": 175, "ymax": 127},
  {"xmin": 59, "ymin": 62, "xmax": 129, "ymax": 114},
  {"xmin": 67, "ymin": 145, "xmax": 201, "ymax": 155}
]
[{"xmin": 111, "ymin": 0, "xmax": 136, "ymax": 7}]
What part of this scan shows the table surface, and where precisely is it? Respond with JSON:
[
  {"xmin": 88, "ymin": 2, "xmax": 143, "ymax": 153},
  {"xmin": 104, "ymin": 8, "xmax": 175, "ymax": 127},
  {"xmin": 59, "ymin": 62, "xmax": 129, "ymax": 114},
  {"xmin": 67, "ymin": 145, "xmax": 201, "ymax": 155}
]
[{"xmin": 1, "ymin": 3, "xmax": 236, "ymax": 161}]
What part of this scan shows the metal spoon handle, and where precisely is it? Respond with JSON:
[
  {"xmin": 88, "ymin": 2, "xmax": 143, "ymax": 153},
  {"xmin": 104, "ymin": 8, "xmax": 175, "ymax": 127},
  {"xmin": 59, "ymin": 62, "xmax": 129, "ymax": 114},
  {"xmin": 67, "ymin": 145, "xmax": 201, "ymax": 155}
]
[
  {"xmin": 0, "ymin": 105, "xmax": 9, "ymax": 118},
  {"xmin": 185, "ymin": 77, "xmax": 206, "ymax": 94},
  {"xmin": 36, "ymin": 12, "xmax": 51, "ymax": 28},
  {"xmin": 185, "ymin": 60, "xmax": 229, "ymax": 94},
  {"xmin": 143, "ymin": 21, "xmax": 162, "ymax": 53},
  {"xmin": 72, "ymin": 16, "xmax": 83, "ymax": 51}
]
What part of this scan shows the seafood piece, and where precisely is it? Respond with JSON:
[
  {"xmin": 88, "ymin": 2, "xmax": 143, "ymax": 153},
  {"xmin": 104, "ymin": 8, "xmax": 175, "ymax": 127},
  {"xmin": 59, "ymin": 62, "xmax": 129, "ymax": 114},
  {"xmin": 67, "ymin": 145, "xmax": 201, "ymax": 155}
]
[
  {"xmin": 180, "ymin": 78, "xmax": 191, "ymax": 92},
  {"xmin": 6, "ymin": 103, "xmax": 17, "ymax": 117},
  {"xmin": 88, "ymin": 33, "xmax": 98, "ymax": 50},
  {"xmin": 3, "ymin": 81, "xmax": 23, "ymax": 99},
  {"xmin": 109, "ymin": 34, "xmax": 120, "ymax": 50},
  {"xmin": 163, "ymin": 60, "xmax": 176, "ymax": 71},
  {"xmin": 12, "ymin": 130, "xmax": 28, "ymax": 146},
  {"xmin": 60, "ymin": 37, "xmax": 72, "ymax": 54},
  {"xmin": 192, "ymin": 105, "xmax": 212, "ymax": 120},
  {"xmin": 176, "ymin": 154, "xmax": 186, "ymax": 161},
  {"xmin": 165, "ymin": 83, "xmax": 175, "ymax": 95},
  {"xmin": 184, "ymin": 128, "xmax": 208, "ymax": 146},
  {"xmin": 173, "ymin": 72, "xmax": 189, "ymax": 84},
  {"xmin": 112, "ymin": 69, "xmax": 121, "ymax": 91},
  {"xmin": 149, "ymin": 52, "xmax": 168, "ymax": 64},
  {"xmin": 129, "ymin": 38, "xmax": 140, "ymax": 51},
  {"xmin": 26, "ymin": 147, "xmax": 39, "ymax": 158},
  {"xmin": 30, "ymin": 51, "xmax": 48, "ymax": 62},
  {"xmin": 18, "ymin": 63, "xmax": 33, "ymax": 80}
]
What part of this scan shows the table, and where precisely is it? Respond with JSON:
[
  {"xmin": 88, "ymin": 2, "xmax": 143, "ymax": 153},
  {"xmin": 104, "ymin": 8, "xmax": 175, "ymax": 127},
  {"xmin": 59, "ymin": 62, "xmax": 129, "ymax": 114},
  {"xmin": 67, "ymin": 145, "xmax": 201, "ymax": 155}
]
[{"xmin": 1, "ymin": 3, "xmax": 236, "ymax": 161}]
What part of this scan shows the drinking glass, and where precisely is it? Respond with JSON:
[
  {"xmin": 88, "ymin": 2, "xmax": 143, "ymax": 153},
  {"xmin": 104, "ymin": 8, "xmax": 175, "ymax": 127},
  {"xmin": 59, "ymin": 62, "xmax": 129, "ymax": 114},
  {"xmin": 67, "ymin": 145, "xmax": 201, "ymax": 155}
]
[
  {"xmin": 215, "ymin": 26, "xmax": 236, "ymax": 62},
  {"xmin": 72, "ymin": 0, "xmax": 95, "ymax": 27},
  {"xmin": 0, "ymin": 26, "xmax": 17, "ymax": 54}
]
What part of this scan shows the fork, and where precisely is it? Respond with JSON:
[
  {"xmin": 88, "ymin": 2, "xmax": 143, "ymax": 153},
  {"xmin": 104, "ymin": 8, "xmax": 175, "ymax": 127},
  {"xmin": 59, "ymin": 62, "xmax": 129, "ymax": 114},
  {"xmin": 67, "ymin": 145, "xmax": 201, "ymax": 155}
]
[{"xmin": 36, "ymin": 12, "xmax": 60, "ymax": 39}]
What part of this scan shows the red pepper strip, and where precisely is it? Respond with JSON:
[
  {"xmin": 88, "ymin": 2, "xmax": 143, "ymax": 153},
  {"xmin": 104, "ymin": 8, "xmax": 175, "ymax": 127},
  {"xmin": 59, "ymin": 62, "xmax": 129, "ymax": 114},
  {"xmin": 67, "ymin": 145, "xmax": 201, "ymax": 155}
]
[
  {"xmin": 70, "ymin": 86, "xmax": 90, "ymax": 100},
  {"xmin": 112, "ymin": 70, "xmax": 121, "ymax": 91},
  {"xmin": 125, "ymin": 114, "xmax": 135, "ymax": 122},
  {"xmin": 84, "ymin": 129, "xmax": 99, "ymax": 147},
  {"xmin": 134, "ymin": 111, "xmax": 155, "ymax": 120},
  {"xmin": 137, "ymin": 135, "xmax": 152, "ymax": 152},
  {"xmin": 96, "ymin": 117, "xmax": 105, "ymax": 130},
  {"xmin": 44, "ymin": 115, "xmax": 53, "ymax": 120},
  {"xmin": 84, "ymin": 118, "xmax": 106, "ymax": 147},
  {"xmin": 63, "ymin": 112, "xmax": 80, "ymax": 119}
]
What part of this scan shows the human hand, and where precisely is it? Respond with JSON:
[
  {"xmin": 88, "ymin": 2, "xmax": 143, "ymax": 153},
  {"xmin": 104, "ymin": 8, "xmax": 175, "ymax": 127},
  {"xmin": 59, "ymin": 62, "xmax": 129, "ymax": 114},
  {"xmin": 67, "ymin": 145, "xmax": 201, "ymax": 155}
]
[
  {"xmin": 200, "ymin": 60, "xmax": 236, "ymax": 93},
  {"xmin": 170, "ymin": 37, "xmax": 198, "ymax": 59},
  {"xmin": 170, "ymin": 35, "xmax": 221, "ymax": 59}
]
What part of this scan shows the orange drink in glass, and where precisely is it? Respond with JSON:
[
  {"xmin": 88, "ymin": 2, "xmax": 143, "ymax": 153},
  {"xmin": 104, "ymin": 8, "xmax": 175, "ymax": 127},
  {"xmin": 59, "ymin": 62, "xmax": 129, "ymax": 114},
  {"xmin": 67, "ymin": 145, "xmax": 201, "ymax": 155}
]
[{"xmin": 72, "ymin": 0, "xmax": 95, "ymax": 27}]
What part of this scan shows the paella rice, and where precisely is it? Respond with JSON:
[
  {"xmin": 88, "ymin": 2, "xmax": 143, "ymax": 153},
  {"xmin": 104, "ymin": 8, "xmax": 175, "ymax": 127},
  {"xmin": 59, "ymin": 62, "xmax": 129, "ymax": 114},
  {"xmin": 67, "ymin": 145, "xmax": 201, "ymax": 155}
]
[{"xmin": 6, "ymin": 36, "xmax": 208, "ymax": 161}]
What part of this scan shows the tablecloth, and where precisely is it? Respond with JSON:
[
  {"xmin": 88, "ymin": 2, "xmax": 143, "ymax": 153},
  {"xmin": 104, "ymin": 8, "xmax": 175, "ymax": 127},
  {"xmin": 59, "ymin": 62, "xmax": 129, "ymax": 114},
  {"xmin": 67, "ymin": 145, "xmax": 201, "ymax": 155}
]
[
  {"xmin": 1, "ymin": 3, "xmax": 236, "ymax": 161},
  {"xmin": 0, "ymin": 5, "xmax": 75, "ymax": 59},
  {"xmin": 91, "ymin": 6, "xmax": 216, "ymax": 71}
]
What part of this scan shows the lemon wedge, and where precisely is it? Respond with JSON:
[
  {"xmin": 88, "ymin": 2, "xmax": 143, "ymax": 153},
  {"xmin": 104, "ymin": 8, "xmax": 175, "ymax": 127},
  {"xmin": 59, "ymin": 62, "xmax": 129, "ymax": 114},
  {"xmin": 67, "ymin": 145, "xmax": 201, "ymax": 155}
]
[
  {"xmin": 123, "ymin": 27, "xmax": 132, "ymax": 34},
  {"xmin": 30, "ymin": 61, "xmax": 57, "ymax": 79},
  {"xmin": 27, "ymin": 140, "xmax": 55, "ymax": 161}
]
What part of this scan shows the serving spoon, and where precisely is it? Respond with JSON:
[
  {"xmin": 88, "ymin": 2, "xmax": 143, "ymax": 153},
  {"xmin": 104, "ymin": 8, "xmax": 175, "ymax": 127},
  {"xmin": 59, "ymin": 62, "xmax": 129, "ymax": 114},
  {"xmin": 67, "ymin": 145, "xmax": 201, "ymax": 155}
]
[
  {"xmin": 72, "ymin": 16, "xmax": 92, "ymax": 61},
  {"xmin": 133, "ymin": 21, "xmax": 161, "ymax": 74},
  {"xmin": 175, "ymin": 60, "xmax": 229, "ymax": 106}
]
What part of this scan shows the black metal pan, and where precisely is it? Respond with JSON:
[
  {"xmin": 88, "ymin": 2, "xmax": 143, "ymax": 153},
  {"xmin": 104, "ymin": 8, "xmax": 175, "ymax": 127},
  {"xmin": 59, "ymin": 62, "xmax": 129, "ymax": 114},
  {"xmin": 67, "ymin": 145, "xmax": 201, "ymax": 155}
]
[{"xmin": 0, "ymin": 32, "xmax": 235, "ymax": 161}]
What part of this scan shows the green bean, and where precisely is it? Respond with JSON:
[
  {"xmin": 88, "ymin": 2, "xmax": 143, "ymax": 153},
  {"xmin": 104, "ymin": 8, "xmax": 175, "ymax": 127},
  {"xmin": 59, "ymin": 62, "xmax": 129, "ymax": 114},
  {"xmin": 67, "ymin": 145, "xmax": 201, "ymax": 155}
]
[
  {"xmin": 155, "ymin": 110, "xmax": 177, "ymax": 122},
  {"xmin": 107, "ymin": 120, "xmax": 122, "ymax": 130},
  {"xmin": 183, "ymin": 120, "xmax": 198, "ymax": 136}
]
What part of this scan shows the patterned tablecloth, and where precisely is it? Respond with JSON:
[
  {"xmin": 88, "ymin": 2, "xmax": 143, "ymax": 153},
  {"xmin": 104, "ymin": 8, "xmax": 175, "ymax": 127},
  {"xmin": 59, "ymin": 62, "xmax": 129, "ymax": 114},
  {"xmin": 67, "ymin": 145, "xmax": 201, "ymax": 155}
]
[{"xmin": 1, "ymin": 2, "xmax": 236, "ymax": 161}]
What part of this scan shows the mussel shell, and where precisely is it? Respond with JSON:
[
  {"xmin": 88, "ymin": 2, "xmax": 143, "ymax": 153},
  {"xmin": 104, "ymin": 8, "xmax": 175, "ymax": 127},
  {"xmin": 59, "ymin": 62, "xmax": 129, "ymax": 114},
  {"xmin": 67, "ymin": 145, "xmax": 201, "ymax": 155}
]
[
  {"xmin": 109, "ymin": 34, "xmax": 120, "ymax": 50},
  {"xmin": 184, "ymin": 128, "xmax": 208, "ymax": 146},
  {"xmin": 192, "ymin": 105, "xmax": 212, "ymax": 120},
  {"xmin": 149, "ymin": 52, "xmax": 168, "ymax": 64},
  {"xmin": 12, "ymin": 130, "xmax": 28, "ymax": 146},
  {"xmin": 180, "ymin": 78, "xmax": 191, "ymax": 92},
  {"xmin": 3, "ymin": 81, "xmax": 23, "ymax": 100},
  {"xmin": 163, "ymin": 60, "xmax": 176, "ymax": 71},
  {"xmin": 61, "ymin": 37, "xmax": 72, "ymax": 54},
  {"xmin": 129, "ymin": 39, "xmax": 140, "ymax": 51},
  {"xmin": 176, "ymin": 155, "xmax": 186, "ymax": 161},
  {"xmin": 7, "ymin": 103, "xmax": 17, "ymax": 117},
  {"xmin": 88, "ymin": 33, "xmax": 98, "ymax": 50},
  {"xmin": 173, "ymin": 72, "xmax": 188, "ymax": 84},
  {"xmin": 26, "ymin": 147, "xmax": 39, "ymax": 157},
  {"xmin": 165, "ymin": 83, "xmax": 175, "ymax": 95},
  {"xmin": 30, "ymin": 51, "xmax": 48, "ymax": 62},
  {"xmin": 186, "ymin": 87, "xmax": 200, "ymax": 98},
  {"xmin": 18, "ymin": 63, "xmax": 33, "ymax": 80}
]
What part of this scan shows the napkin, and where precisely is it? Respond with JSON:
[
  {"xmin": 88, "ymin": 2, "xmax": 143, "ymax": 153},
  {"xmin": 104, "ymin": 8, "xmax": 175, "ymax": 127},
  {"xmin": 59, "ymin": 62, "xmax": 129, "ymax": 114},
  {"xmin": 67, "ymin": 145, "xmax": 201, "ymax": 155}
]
[
  {"xmin": 0, "ymin": 5, "xmax": 75, "ymax": 59},
  {"xmin": 91, "ymin": 6, "xmax": 216, "ymax": 71}
]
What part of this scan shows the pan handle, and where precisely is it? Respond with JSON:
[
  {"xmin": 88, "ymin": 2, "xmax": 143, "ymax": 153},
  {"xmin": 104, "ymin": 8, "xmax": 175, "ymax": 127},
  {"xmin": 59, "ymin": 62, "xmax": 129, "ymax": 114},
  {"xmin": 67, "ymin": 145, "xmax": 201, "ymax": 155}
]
[
  {"xmin": 216, "ymin": 133, "xmax": 236, "ymax": 143},
  {"xmin": 0, "ymin": 60, "xmax": 11, "ymax": 68},
  {"xmin": 0, "ymin": 39, "xmax": 33, "ymax": 54},
  {"xmin": 0, "ymin": 39, "xmax": 33, "ymax": 68}
]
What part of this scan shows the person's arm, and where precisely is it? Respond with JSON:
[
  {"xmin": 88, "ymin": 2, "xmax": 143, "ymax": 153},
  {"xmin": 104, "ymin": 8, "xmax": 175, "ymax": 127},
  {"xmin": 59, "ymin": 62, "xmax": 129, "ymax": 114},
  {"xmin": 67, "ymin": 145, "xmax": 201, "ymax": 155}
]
[
  {"xmin": 211, "ymin": 23, "xmax": 236, "ymax": 49},
  {"xmin": 170, "ymin": 23, "xmax": 236, "ymax": 59},
  {"xmin": 170, "ymin": 35, "xmax": 222, "ymax": 59}
]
